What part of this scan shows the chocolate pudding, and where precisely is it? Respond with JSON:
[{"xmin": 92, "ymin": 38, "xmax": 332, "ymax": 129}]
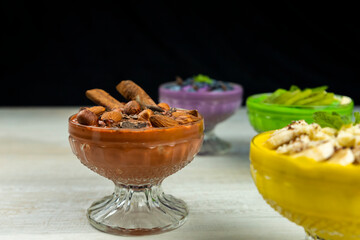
[{"xmin": 69, "ymin": 114, "xmax": 204, "ymax": 185}]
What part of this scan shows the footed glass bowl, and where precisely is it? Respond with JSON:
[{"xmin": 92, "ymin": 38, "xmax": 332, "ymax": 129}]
[
  {"xmin": 246, "ymin": 93, "xmax": 354, "ymax": 133},
  {"xmin": 159, "ymin": 82, "xmax": 243, "ymax": 155},
  {"xmin": 250, "ymin": 131, "xmax": 360, "ymax": 240},
  {"xmin": 68, "ymin": 115, "xmax": 204, "ymax": 236}
]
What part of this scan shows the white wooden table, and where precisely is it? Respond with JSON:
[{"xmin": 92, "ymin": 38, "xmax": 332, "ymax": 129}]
[{"xmin": 0, "ymin": 107, "xmax": 306, "ymax": 240}]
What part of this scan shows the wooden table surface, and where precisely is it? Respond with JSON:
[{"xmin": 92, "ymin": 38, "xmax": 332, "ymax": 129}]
[{"xmin": 0, "ymin": 107, "xmax": 306, "ymax": 240}]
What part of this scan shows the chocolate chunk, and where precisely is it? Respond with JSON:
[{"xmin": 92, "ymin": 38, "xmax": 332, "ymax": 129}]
[
  {"xmin": 103, "ymin": 119, "xmax": 115, "ymax": 127},
  {"xmin": 147, "ymin": 105, "xmax": 165, "ymax": 112},
  {"xmin": 153, "ymin": 111, "xmax": 161, "ymax": 115},
  {"xmin": 121, "ymin": 121, "xmax": 148, "ymax": 129}
]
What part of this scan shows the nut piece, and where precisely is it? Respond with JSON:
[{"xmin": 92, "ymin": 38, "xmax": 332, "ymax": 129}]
[
  {"xmin": 124, "ymin": 100, "xmax": 141, "ymax": 115},
  {"xmin": 158, "ymin": 102, "xmax": 170, "ymax": 111},
  {"xmin": 175, "ymin": 114, "xmax": 200, "ymax": 125},
  {"xmin": 171, "ymin": 111, "xmax": 188, "ymax": 118},
  {"xmin": 138, "ymin": 109, "xmax": 153, "ymax": 121},
  {"xmin": 88, "ymin": 106, "xmax": 106, "ymax": 116},
  {"xmin": 101, "ymin": 111, "xmax": 123, "ymax": 122},
  {"xmin": 150, "ymin": 115, "xmax": 180, "ymax": 127},
  {"xmin": 77, "ymin": 109, "xmax": 98, "ymax": 126},
  {"xmin": 172, "ymin": 109, "xmax": 200, "ymax": 118},
  {"xmin": 187, "ymin": 109, "xmax": 199, "ymax": 117},
  {"xmin": 112, "ymin": 108, "xmax": 124, "ymax": 113},
  {"xmin": 98, "ymin": 120, "xmax": 106, "ymax": 127}
]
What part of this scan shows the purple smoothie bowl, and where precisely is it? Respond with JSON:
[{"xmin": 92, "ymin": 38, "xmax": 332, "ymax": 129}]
[{"xmin": 159, "ymin": 82, "xmax": 243, "ymax": 155}]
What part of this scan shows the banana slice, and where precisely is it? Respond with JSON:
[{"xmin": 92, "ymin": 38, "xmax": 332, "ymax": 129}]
[
  {"xmin": 337, "ymin": 130, "xmax": 355, "ymax": 147},
  {"xmin": 269, "ymin": 120, "xmax": 360, "ymax": 165},
  {"xmin": 321, "ymin": 127, "xmax": 337, "ymax": 136},
  {"xmin": 353, "ymin": 146, "xmax": 360, "ymax": 163},
  {"xmin": 340, "ymin": 124, "xmax": 360, "ymax": 137},
  {"xmin": 309, "ymin": 126, "xmax": 336, "ymax": 141},
  {"xmin": 267, "ymin": 120, "xmax": 308, "ymax": 148},
  {"xmin": 328, "ymin": 148, "xmax": 355, "ymax": 166},
  {"xmin": 277, "ymin": 135, "xmax": 310, "ymax": 154},
  {"xmin": 355, "ymin": 136, "xmax": 360, "ymax": 146},
  {"xmin": 354, "ymin": 128, "xmax": 360, "ymax": 136},
  {"xmin": 293, "ymin": 141, "xmax": 335, "ymax": 162}
]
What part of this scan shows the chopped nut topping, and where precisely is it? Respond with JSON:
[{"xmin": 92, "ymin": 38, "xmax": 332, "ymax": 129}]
[{"xmin": 74, "ymin": 80, "xmax": 201, "ymax": 129}]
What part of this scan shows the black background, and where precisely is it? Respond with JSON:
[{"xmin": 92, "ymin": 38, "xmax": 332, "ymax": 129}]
[{"xmin": 2, "ymin": 1, "xmax": 359, "ymax": 106}]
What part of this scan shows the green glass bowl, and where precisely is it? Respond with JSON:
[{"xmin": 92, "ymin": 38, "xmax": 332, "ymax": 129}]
[{"xmin": 246, "ymin": 93, "xmax": 354, "ymax": 133}]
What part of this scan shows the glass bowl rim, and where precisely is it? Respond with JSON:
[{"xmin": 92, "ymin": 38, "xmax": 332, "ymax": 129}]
[
  {"xmin": 159, "ymin": 82, "xmax": 243, "ymax": 96},
  {"xmin": 68, "ymin": 113, "xmax": 204, "ymax": 133},
  {"xmin": 247, "ymin": 92, "xmax": 353, "ymax": 110}
]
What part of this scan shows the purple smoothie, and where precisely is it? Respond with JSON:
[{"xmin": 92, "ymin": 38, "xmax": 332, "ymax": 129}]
[{"xmin": 159, "ymin": 82, "xmax": 243, "ymax": 132}]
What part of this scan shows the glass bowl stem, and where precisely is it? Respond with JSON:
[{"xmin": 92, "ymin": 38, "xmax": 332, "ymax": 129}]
[
  {"xmin": 198, "ymin": 128, "xmax": 231, "ymax": 155},
  {"xmin": 87, "ymin": 182, "xmax": 188, "ymax": 236}
]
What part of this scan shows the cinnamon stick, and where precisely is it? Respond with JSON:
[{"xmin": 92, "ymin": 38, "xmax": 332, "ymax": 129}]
[
  {"xmin": 116, "ymin": 80, "xmax": 158, "ymax": 109},
  {"xmin": 86, "ymin": 89, "xmax": 124, "ymax": 110}
]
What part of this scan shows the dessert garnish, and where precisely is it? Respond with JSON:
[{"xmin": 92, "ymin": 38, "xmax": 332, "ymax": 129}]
[
  {"xmin": 266, "ymin": 112, "xmax": 360, "ymax": 165},
  {"xmin": 74, "ymin": 80, "xmax": 201, "ymax": 129},
  {"xmin": 313, "ymin": 111, "xmax": 360, "ymax": 129},
  {"xmin": 164, "ymin": 74, "xmax": 234, "ymax": 92},
  {"xmin": 263, "ymin": 85, "xmax": 350, "ymax": 106}
]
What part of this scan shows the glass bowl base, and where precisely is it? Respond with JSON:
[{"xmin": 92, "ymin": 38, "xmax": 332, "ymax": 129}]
[
  {"xmin": 198, "ymin": 130, "xmax": 231, "ymax": 155},
  {"xmin": 87, "ymin": 184, "xmax": 188, "ymax": 236}
]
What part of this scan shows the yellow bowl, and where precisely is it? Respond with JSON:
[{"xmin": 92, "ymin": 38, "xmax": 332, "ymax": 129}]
[{"xmin": 250, "ymin": 132, "xmax": 360, "ymax": 240}]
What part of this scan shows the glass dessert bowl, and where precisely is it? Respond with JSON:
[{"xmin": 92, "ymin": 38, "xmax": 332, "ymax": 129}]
[
  {"xmin": 250, "ymin": 131, "xmax": 360, "ymax": 240},
  {"xmin": 247, "ymin": 93, "xmax": 354, "ymax": 133},
  {"xmin": 159, "ymin": 78, "xmax": 242, "ymax": 155},
  {"xmin": 68, "ymin": 114, "xmax": 204, "ymax": 236}
]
